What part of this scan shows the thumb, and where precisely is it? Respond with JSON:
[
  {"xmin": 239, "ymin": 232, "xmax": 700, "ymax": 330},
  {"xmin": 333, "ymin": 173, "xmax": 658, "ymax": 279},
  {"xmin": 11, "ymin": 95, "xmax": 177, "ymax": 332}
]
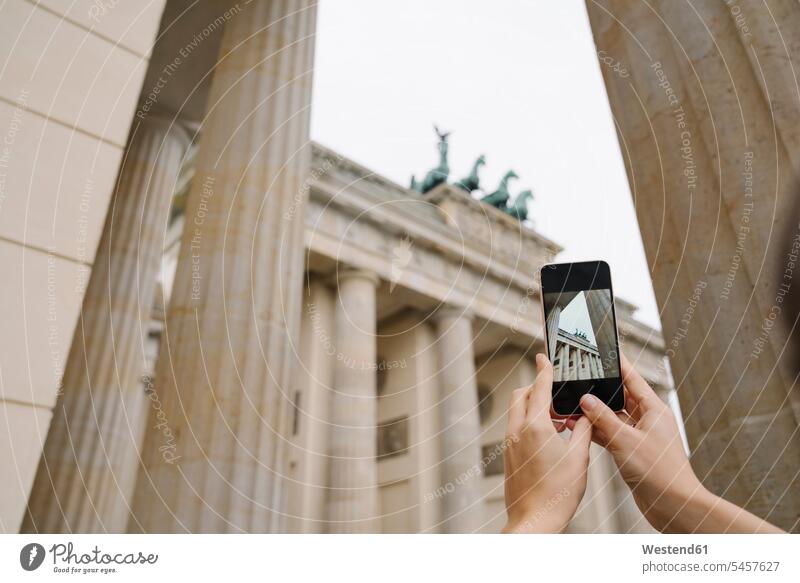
[
  {"xmin": 579, "ymin": 394, "xmax": 631, "ymax": 450},
  {"xmin": 568, "ymin": 415, "xmax": 592, "ymax": 454}
]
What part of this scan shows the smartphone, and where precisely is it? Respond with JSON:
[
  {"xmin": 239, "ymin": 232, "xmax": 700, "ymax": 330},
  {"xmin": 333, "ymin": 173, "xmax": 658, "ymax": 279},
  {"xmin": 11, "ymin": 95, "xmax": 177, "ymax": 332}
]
[{"xmin": 539, "ymin": 260, "xmax": 624, "ymax": 416}]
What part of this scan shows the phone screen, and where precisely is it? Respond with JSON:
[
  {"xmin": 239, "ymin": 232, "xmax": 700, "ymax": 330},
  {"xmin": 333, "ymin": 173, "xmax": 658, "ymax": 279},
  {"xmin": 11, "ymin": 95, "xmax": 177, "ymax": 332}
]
[{"xmin": 540, "ymin": 261, "xmax": 624, "ymax": 415}]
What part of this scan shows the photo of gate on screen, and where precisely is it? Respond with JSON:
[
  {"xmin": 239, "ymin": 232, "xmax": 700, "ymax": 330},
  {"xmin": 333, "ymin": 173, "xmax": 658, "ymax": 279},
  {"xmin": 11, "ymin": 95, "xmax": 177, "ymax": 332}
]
[{"xmin": 543, "ymin": 289, "xmax": 621, "ymax": 381}]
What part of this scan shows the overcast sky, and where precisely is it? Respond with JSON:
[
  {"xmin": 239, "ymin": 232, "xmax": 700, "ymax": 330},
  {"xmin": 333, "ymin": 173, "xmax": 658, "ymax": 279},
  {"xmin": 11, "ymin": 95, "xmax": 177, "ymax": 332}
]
[
  {"xmin": 557, "ymin": 292, "xmax": 598, "ymax": 346},
  {"xmin": 310, "ymin": 0, "xmax": 661, "ymax": 330}
]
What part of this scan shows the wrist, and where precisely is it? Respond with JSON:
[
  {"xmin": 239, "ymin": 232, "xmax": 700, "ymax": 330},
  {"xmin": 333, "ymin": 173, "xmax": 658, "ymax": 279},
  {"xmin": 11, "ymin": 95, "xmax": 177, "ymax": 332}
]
[
  {"xmin": 502, "ymin": 508, "xmax": 569, "ymax": 534},
  {"xmin": 675, "ymin": 486, "xmax": 783, "ymax": 533},
  {"xmin": 662, "ymin": 483, "xmax": 719, "ymax": 533}
]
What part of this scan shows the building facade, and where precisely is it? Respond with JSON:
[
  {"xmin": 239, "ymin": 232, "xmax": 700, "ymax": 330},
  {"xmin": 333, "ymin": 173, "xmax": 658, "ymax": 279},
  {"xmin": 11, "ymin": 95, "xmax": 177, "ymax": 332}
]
[
  {"xmin": 1, "ymin": 0, "xmax": 678, "ymax": 534},
  {"xmin": 552, "ymin": 329, "xmax": 605, "ymax": 382}
]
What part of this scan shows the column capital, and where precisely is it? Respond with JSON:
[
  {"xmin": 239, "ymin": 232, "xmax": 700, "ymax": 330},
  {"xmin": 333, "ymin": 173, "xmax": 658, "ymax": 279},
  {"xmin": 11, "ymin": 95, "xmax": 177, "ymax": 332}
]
[
  {"xmin": 433, "ymin": 305, "xmax": 473, "ymax": 323},
  {"xmin": 333, "ymin": 266, "xmax": 380, "ymax": 287},
  {"xmin": 132, "ymin": 111, "xmax": 193, "ymax": 149}
]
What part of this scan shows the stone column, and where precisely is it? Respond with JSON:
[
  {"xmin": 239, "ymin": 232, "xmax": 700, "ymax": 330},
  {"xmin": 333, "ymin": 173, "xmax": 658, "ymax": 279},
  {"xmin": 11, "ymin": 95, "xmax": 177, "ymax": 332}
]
[
  {"xmin": 568, "ymin": 346, "xmax": 576, "ymax": 380},
  {"xmin": 580, "ymin": 350, "xmax": 591, "ymax": 380},
  {"xmin": 545, "ymin": 305, "xmax": 561, "ymax": 360},
  {"xmin": 557, "ymin": 343, "xmax": 568, "ymax": 380},
  {"xmin": 435, "ymin": 307, "xmax": 483, "ymax": 533},
  {"xmin": 586, "ymin": 0, "xmax": 800, "ymax": 529},
  {"xmin": 595, "ymin": 354, "xmax": 605, "ymax": 378},
  {"xmin": 412, "ymin": 323, "xmax": 441, "ymax": 533},
  {"xmin": 287, "ymin": 276, "xmax": 335, "ymax": 533},
  {"xmin": 326, "ymin": 268, "xmax": 379, "ymax": 533},
  {"xmin": 584, "ymin": 290, "xmax": 619, "ymax": 377},
  {"xmin": 589, "ymin": 353, "xmax": 599, "ymax": 378},
  {"xmin": 130, "ymin": 1, "xmax": 318, "ymax": 533},
  {"xmin": 22, "ymin": 116, "xmax": 189, "ymax": 533}
]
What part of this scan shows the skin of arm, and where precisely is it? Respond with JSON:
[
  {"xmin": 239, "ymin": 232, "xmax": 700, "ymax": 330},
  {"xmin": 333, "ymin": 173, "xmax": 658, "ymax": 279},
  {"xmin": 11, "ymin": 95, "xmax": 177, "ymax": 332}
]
[
  {"xmin": 564, "ymin": 353, "xmax": 784, "ymax": 534},
  {"xmin": 502, "ymin": 354, "xmax": 592, "ymax": 533}
]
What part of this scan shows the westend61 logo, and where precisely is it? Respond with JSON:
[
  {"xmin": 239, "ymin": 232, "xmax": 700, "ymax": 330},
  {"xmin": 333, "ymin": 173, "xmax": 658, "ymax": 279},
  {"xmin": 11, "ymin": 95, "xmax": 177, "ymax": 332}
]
[{"xmin": 19, "ymin": 542, "xmax": 158, "ymax": 574}]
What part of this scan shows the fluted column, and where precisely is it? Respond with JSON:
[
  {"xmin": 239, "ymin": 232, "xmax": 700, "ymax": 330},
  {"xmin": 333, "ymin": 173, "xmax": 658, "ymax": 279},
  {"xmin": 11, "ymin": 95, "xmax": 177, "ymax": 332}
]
[
  {"xmin": 287, "ymin": 276, "xmax": 335, "ymax": 533},
  {"xmin": 584, "ymin": 291, "xmax": 618, "ymax": 377},
  {"xmin": 568, "ymin": 346, "xmax": 576, "ymax": 379},
  {"xmin": 130, "ymin": 1, "xmax": 317, "ymax": 533},
  {"xmin": 545, "ymin": 305, "xmax": 561, "ymax": 360},
  {"xmin": 326, "ymin": 268, "xmax": 379, "ymax": 533},
  {"xmin": 577, "ymin": 350, "xmax": 589, "ymax": 380},
  {"xmin": 557, "ymin": 343, "xmax": 568, "ymax": 380},
  {"xmin": 22, "ymin": 116, "xmax": 189, "ymax": 533},
  {"xmin": 435, "ymin": 307, "xmax": 483, "ymax": 533},
  {"xmin": 586, "ymin": 0, "xmax": 800, "ymax": 529},
  {"xmin": 589, "ymin": 352, "xmax": 600, "ymax": 379}
]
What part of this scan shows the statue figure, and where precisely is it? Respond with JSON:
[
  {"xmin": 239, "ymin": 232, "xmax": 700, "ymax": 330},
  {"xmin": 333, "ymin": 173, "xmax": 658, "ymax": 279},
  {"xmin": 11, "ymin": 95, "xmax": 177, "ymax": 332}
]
[
  {"xmin": 480, "ymin": 169, "xmax": 518, "ymax": 208},
  {"xmin": 504, "ymin": 189, "xmax": 533, "ymax": 221},
  {"xmin": 455, "ymin": 154, "xmax": 486, "ymax": 192},
  {"xmin": 410, "ymin": 125, "xmax": 451, "ymax": 194}
]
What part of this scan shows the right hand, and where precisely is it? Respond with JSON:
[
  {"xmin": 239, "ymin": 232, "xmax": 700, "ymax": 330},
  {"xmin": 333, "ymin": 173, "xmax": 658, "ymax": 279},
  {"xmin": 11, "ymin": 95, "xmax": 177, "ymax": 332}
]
[{"xmin": 566, "ymin": 353, "xmax": 706, "ymax": 532}]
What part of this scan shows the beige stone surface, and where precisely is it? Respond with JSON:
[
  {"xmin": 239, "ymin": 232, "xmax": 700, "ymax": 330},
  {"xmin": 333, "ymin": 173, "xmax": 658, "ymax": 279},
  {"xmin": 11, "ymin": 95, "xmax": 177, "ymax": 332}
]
[
  {"xmin": 0, "ymin": 0, "xmax": 158, "ymax": 146},
  {"xmin": 0, "ymin": 401, "xmax": 52, "ymax": 533},
  {"xmin": 376, "ymin": 315, "xmax": 443, "ymax": 533},
  {"xmin": 435, "ymin": 307, "xmax": 483, "ymax": 533},
  {"xmin": 131, "ymin": 0, "xmax": 318, "ymax": 533},
  {"xmin": 0, "ymin": 0, "xmax": 167, "ymax": 534},
  {"xmin": 38, "ymin": 0, "xmax": 165, "ymax": 57},
  {"xmin": 0, "ymin": 240, "xmax": 84, "ymax": 408},
  {"xmin": 586, "ymin": 0, "xmax": 800, "ymax": 530},
  {"xmin": 23, "ymin": 117, "xmax": 189, "ymax": 534},
  {"xmin": 0, "ymin": 100, "xmax": 119, "ymax": 262},
  {"xmin": 286, "ymin": 277, "xmax": 335, "ymax": 533},
  {"xmin": 327, "ymin": 268, "xmax": 380, "ymax": 533}
]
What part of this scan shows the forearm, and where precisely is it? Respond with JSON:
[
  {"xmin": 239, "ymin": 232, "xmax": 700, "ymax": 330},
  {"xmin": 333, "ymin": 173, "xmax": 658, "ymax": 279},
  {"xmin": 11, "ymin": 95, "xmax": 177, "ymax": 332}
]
[
  {"xmin": 502, "ymin": 514, "xmax": 566, "ymax": 534},
  {"xmin": 666, "ymin": 487, "xmax": 784, "ymax": 534}
]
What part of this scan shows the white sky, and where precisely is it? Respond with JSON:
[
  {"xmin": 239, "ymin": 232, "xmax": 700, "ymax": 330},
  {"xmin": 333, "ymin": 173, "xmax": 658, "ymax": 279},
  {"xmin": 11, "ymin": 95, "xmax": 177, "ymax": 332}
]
[
  {"xmin": 310, "ymin": 0, "xmax": 661, "ymax": 330},
  {"xmin": 557, "ymin": 292, "xmax": 597, "ymax": 346}
]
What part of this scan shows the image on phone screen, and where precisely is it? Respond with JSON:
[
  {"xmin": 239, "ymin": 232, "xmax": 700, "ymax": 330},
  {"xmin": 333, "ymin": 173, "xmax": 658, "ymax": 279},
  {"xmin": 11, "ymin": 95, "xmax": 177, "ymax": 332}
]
[
  {"xmin": 543, "ymin": 289, "xmax": 620, "ymax": 381},
  {"xmin": 540, "ymin": 261, "xmax": 624, "ymax": 415}
]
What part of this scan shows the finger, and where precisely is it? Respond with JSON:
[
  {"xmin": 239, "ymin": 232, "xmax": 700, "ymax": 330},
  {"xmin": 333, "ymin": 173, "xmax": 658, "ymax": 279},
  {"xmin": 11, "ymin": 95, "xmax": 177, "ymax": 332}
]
[
  {"xmin": 565, "ymin": 417, "xmax": 577, "ymax": 431},
  {"xmin": 617, "ymin": 408, "xmax": 636, "ymax": 427},
  {"xmin": 579, "ymin": 393, "xmax": 633, "ymax": 451},
  {"xmin": 623, "ymin": 387, "xmax": 643, "ymax": 424},
  {"xmin": 506, "ymin": 387, "xmax": 529, "ymax": 437},
  {"xmin": 568, "ymin": 415, "xmax": 592, "ymax": 454},
  {"xmin": 552, "ymin": 419, "xmax": 567, "ymax": 433},
  {"xmin": 525, "ymin": 353, "xmax": 554, "ymax": 427},
  {"xmin": 620, "ymin": 353, "xmax": 660, "ymax": 410}
]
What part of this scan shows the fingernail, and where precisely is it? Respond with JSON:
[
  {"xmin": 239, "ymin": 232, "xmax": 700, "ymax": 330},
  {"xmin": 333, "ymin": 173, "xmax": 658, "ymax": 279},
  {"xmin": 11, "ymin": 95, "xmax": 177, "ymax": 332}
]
[{"xmin": 580, "ymin": 394, "xmax": 598, "ymax": 410}]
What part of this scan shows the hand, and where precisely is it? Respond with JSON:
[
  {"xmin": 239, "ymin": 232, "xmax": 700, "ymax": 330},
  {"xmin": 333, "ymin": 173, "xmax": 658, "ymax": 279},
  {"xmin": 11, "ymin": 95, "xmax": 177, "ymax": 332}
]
[
  {"xmin": 570, "ymin": 353, "xmax": 783, "ymax": 533},
  {"xmin": 502, "ymin": 353, "xmax": 592, "ymax": 533}
]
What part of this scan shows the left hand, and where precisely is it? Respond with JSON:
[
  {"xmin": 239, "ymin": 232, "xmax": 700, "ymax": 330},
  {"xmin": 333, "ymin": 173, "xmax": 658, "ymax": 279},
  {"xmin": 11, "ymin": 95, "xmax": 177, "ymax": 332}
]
[{"xmin": 502, "ymin": 354, "xmax": 592, "ymax": 533}]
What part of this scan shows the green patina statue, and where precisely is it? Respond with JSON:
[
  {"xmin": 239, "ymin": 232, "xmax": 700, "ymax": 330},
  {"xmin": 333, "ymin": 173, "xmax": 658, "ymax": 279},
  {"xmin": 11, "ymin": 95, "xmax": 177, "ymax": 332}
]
[
  {"xmin": 410, "ymin": 125, "xmax": 450, "ymax": 194},
  {"xmin": 408, "ymin": 126, "xmax": 534, "ymax": 222},
  {"xmin": 480, "ymin": 169, "xmax": 518, "ymax": 208},
  {"xmin": 503, "ymin": 189, "xmax": 533, "ymax": 221},
  {"xmin": 455, "ymin": 154, "xmax": 486, "ymax": 192}
]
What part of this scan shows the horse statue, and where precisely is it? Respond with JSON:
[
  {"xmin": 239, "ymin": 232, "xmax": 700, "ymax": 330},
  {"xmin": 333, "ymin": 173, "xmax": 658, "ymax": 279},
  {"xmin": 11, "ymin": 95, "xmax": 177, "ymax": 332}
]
[
  {"xmin": 410, "ymin": 125, "xmax": 451, "ymax": 194},
  {"xmin": 481, "ymin": 169, "xmax": 519, "ymax": 208},
  {"xmin": 455, "ymin": 154, "xmax": 486, "ymax": 193},
  {"xmin": 504, "ymin": 189, "xmax": 533, "ymax": 221}
]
